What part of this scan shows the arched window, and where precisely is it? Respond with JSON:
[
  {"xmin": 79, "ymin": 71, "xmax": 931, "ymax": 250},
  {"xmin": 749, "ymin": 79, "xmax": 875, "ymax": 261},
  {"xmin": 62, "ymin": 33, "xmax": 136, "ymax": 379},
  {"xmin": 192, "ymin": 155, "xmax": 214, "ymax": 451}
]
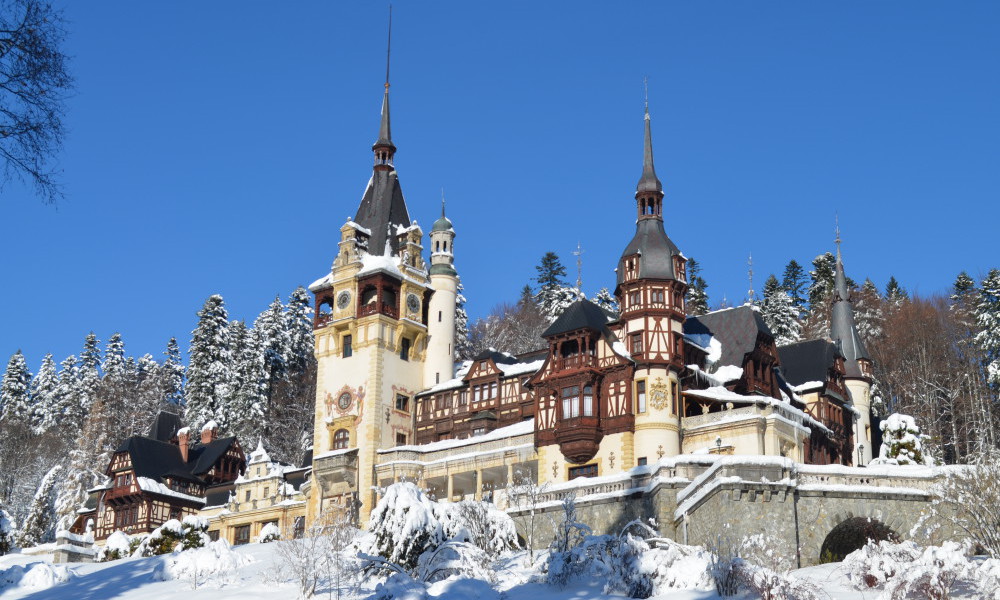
[{"xmin": 333, "ymin": 429, "xmax": 349, "ymax": 450}]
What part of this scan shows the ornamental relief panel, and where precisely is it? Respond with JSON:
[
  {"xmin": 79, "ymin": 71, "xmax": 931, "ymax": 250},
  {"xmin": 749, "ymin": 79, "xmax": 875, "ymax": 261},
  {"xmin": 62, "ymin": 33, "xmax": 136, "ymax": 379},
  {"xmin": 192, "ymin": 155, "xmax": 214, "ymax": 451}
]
[
  {"xmin": 648, "ymin": 377, "xmax": 669, "ymax": 411},
  {"xmin": 325, "ymin": 384, "xmax": 366, "ymax": 422}
]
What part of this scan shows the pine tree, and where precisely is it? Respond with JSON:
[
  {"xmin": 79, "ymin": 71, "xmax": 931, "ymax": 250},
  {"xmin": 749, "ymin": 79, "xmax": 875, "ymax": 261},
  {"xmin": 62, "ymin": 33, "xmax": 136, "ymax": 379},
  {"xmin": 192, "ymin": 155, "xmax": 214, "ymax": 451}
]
[
  {"xmin": 533, "ymin": 253, "xmax": 578, "ymax": 321},
  {"xmin": 16, "ymin": 465, "xmax": 61, "ymax": 548},
  {"xmin": 854, "ymin": 278, "xmax": 885, "ymax": 342},
  {"xmin": 162, "ymin": 338, "xmax": 185, "ymax": 406},
  {"xmin": 782, "ymin": 259, "xmax": 807, "ymax": 314},
  {"xmin": 78, "ymin": 332, "xmax": 101, "ymax": 413},
  {"xmin": 454, "ymin": 278, "xmax": 473, "ymax": 358},
  {"xmin": 228, "ymin": 320, "xmax": 267, "ymax": 441},
  {"xmin": 975, "ymin": 269, "xmax": 1000, "ymax": 390},
  {"xmin": 0, "ymin": 351, "xmax": 31, "ymax": 422},
  {"xmin": 28, "ymin": 354, "xmax": 58, "ymax": 434},
  {"xmin": 534, "ymin": 252, "xmax": 567, "ymax": 291},
  {"xmin": 53, "ymin": 355, "xmax": 82, "ymax": 429},
  {"xmin": 284, "ymin": 287, "xmax": 315, "ymax": 377},
  {"xmin": 186, "ymin": 294, "xmax": 232, "ymax": 429},
  {"xmin": 807, "ymin": 253, "xmax": 837, "ymax": 309},
  {"xmin": 591, "ymin": 287, "xmax": 619, "ymax": 317},
  {"xmin": 255, "ymin": 296, "xmax": 290, "ymax": 392},
  {"xmin": 885, "ymin": 276, "xmax": 909, "ymax": 306},
  {"xmin": 101, "ymin": 333, "xmax": 126, "ymax": 384},
  {"xmin": 684, "ymin": 257, "xmax": 710, "ymax": 316},
  {"xmin": 760, "ymin": 275, "xmax": 801, "ymax": 346}
]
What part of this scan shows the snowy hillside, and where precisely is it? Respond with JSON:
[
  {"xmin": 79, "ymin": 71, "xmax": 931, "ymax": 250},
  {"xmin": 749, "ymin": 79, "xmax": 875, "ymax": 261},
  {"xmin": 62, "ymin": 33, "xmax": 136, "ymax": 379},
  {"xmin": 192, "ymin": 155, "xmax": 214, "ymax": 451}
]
[{"xmin": 0, "ymin": 537, "xmax": 996, "ymax": 600}]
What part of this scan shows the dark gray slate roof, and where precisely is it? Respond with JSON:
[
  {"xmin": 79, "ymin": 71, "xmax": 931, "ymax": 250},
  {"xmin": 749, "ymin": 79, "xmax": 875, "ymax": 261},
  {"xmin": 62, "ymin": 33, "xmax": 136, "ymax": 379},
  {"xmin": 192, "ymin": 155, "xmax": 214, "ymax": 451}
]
[
  {"xmin": 636, "ymin": 109, "xmax": 662, "ymax": 194},
  {"xmin": 114, "ymin": 432, "xmax": 240, "ymax": 487},
  {"xmin": 777, "ymin": 339, "xmax": 843, "ymax": 387},
  {"xmin": 354, "ymin": 170, "xmax": 410, "ymax": 256},
  {"xmin": 831, "ymin": 252, "xmax": 871, "ymax": 377},
  {"xmin": 542, "ymin": 298, "xmax": 615, "ymax": 338},
  {"xmin": 148, "ymin": 411, "xmax": 182, "ymax": 442},
  {"xmin": 472, "ymin": 349, "xmax": 519, "ymax": 365},
  {"xmin": 617, "ymin": 219, "xmax": 682, "ymax": 285},
  {"xmin": 684, "ymin": 306, "xmax": 773, "ymax": 368}
]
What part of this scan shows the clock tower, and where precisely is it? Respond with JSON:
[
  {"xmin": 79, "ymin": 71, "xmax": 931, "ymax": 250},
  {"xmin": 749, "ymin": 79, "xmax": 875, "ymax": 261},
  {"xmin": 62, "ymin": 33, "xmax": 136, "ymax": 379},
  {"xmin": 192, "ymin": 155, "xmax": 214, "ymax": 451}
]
[{"xmin": 306, "ymin": 48, "xmax": 450, "ymax": 524}]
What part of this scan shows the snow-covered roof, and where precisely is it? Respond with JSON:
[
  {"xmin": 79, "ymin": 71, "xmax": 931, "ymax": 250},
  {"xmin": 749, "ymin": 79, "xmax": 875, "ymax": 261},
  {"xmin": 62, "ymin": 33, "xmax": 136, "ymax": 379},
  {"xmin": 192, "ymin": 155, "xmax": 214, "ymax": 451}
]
[
  {"xmin": 308, "ymin": 273, "xmax": 332, "ymax": 292},
  {"xmin": 345, "ymin": 220, "xmax": 372, "ymax": 235},
  {"xmin": 683, "ymin": 386, "xmax": 830, "ymax": 434},
  {"xmin": 247, "ymin": 440, "xmax": 270, "ymax": 464},
  {"xmin": 200, "ymin": 420, "xmax": 218, "ymax": 433},
  {"xmin": 136, "ymin": 477, "xmax": 205, "ymax": 504}
]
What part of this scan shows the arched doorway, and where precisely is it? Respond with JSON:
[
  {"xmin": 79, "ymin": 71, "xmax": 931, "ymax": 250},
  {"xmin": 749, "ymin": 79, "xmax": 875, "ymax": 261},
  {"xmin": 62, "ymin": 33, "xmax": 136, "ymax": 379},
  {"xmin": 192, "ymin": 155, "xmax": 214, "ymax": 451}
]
[{"xmin": 819, "ymin": 517, "xmax": 899, "ymax": 563}]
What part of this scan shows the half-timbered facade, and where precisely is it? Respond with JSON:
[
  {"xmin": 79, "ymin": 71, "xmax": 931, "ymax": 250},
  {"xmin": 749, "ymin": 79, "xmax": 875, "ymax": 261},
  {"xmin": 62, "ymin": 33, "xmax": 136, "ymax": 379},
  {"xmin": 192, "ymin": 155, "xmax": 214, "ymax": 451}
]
[{"xmin": 79, "ymin": 412, "xmax": 246, "ymax": 541}]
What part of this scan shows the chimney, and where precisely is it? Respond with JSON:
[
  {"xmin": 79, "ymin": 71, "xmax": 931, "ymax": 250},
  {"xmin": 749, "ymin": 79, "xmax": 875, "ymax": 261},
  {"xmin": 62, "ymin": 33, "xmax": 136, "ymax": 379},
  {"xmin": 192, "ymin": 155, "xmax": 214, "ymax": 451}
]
[
  {"xmin": 201, "ymin": 420, "xmax": 218, "ymax": 445},
  {"xmin": 177, "ymin": 427, "xmax": 191, "ymax": 463}
]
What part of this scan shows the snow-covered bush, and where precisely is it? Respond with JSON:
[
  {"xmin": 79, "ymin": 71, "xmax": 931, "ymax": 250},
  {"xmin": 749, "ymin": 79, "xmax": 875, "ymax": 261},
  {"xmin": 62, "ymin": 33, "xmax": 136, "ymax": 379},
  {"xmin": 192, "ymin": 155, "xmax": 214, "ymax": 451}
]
[
  {"xmin": 441, "ymin": 501, "xmax": 519, "ymax": 556},
  {"xmin": 97, "ymin": 530, "xmax": 133, "ymax": 562},
  {"xmin": 843, "ymin": 539, "xmax": 922, "ymax": 589},
  {"xmin": 875, "ymin": 413, "xmax": 931, "ymax": 465},
  {"xmin": 369, "ymin": 483, "xmax": 446, "ymax": 572},
  {"xmin": 0, "ymin": 509, "xmax": 13, "ymax": 555},
  {"xmin": 0, "ymin": 562, "xmax": 72, "ymax": 591},
  {"xmin": 738, "ymin": 533, "xmax": 793, "ymax": 573},
  {"xmin": 415, "ymin": 541, "xmax": 495, "ymax": 584},
  {"xmin": 641, "ymin": 538, "xmax": 715, "ymax": 592},
  {"xmin": 157, "ymin": 539, "xmax": 250, "ymax": 589},
  {"xmin": 706, "ymin": 534, "xmax": 741, "ymax": 597},
  {"xmin": 258, "ymin": 522, "xmax": 280, "ymax": 543},
  {"xmin": 135, "ymin": 515, "xmax": 210, "ymax": 557},
  {"xmin": 922, "ymin": 457, "xmax": 1000, "ymax": 558},
  {"xmin": 882, "ymin": 542, "xmax": 972, "ymax": 600},
  {"xmin": 372, "ymin": 572, "xmax": 427, "ymax": 600},
  {"xmin": 544, "ymin": 495, "xmax": 592, "ymax": 587},
  {"xmin": 731, "ymin": 560, "xmax": 823, "ymax": 600}
]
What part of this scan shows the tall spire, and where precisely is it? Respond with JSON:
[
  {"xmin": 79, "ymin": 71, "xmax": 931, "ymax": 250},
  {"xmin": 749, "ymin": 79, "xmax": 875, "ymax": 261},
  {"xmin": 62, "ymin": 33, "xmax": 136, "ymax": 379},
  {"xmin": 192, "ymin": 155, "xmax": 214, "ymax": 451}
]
[
  {"xmin": 830, "ymin": 235, "xmax": 871, "ymax": 378},
  {"xmin": 636, "ymin": 102, "xmax": 663, "ymax": 195},
  {"xmin": 374, "ymin": 5, "xmax": 395, "ymax": 156}
]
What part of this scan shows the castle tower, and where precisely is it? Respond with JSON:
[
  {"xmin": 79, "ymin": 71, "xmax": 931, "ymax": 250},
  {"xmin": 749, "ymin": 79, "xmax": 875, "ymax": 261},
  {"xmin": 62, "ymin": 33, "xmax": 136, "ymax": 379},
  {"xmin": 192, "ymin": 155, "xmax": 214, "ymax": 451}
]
[
  {"xmin": 830, "ymin": 243, "xmax": 875, "ymax": 465},
  {"xmin": 424, "ymin": 199, "xmax": 458, "ymax": 386},
  {"xmin": 307, "ymin": 27, "xmax": 445, "ymax": 524},
  {"xmin": 614, "ymin": 103, "xmax": 688, "ymax": 462}
]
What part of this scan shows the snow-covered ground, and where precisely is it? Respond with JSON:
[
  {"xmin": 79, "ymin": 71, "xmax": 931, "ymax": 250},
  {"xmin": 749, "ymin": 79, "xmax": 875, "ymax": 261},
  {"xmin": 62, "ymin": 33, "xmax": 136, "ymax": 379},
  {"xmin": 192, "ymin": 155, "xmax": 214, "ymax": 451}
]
[{"xmin": 0, "ymin": 541, "xmax": 993, "ymax": 600}]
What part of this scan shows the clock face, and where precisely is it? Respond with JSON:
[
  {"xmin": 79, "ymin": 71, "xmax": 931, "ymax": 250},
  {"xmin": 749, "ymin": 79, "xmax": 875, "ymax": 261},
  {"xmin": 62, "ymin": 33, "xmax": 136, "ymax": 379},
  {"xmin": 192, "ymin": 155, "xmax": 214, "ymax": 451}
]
[
  {"xmin": 337, "ymin": 392, "xmax": 352, "ymax": 410},
  {"xmin": 336, "ymin": 290, "xmax": 351, "ymax": 310},
  {"xmin": 406, "ymin": 293, "xmax": 420, "ymax": 314}
]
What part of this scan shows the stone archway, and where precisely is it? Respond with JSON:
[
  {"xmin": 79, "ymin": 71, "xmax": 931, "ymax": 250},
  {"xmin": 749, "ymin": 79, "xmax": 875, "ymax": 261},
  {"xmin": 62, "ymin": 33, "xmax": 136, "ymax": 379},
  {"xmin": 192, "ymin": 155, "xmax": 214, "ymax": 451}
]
[{"xmin": 819, "ymin": 517, "xmax": 899, "ymax": 563}]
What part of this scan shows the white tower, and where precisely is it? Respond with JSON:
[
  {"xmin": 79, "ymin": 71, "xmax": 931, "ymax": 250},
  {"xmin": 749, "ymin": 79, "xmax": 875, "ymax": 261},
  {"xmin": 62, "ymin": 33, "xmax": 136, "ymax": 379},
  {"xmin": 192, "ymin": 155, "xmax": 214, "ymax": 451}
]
[{"xmin": 424, "ymin": 200, "xmax": 458, "ymax": 386}]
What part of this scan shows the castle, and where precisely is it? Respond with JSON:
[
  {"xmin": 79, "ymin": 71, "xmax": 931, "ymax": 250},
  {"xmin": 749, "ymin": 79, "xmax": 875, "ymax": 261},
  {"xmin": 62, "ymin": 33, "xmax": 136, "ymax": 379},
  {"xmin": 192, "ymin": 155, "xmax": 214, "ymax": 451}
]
[{"xmin": 302, "ymin": 54, "xmax": 876, "ymax": 526}]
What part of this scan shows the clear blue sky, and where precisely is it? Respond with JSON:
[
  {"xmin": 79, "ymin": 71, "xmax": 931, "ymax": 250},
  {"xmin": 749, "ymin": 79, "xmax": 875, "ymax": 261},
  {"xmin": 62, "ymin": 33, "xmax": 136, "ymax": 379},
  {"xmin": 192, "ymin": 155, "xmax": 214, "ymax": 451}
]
[{"xmin": 2, "ymin": 1, "xmax": 998, "ymax": 370}]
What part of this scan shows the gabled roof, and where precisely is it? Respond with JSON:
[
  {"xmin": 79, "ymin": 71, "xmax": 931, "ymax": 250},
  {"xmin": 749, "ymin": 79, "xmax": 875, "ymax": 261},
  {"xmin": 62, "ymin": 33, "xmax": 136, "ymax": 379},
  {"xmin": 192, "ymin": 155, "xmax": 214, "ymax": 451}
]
[
  {"xmin": 684, "ymin": 305, "xmax": 773, "ymax": 368},
  {"xmin": 542, "ymin": 299, "xmax": 615, "ymax": 338},
  {"xmin": 777, "ymin": 339, "xmax": 844, "ymax": 387},
  {"xmin": 472, "ymin": 349, "xmax": 519, "ymax": 365},
  {"xmin": 113, "ymin": 432, "xmax": 240, "ymax": 488}
]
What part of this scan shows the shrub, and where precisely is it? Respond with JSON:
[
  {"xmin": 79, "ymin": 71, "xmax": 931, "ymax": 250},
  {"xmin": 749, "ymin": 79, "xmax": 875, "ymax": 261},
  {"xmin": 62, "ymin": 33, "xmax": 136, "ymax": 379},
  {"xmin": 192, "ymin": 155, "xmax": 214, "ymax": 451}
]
[
  {"xmin": 134, "ymin": 515, "xmax": 210, "ymax": 557},
  {"xmin": 258, "ymin": 522, "xmax": 280, "ymax": 543},
  {"xmin": 843, "ymin": 539, "xmax": 922, "ymax": 589}
]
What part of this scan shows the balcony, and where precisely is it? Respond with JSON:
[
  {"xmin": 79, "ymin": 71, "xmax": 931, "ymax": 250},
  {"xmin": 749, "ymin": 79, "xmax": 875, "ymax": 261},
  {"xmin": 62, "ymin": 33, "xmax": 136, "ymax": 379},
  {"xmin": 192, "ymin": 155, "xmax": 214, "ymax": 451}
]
[
  {"xmin": 554, "ymin": 415, "xmax": 602, "ymax": 464},
  {"xmin": 313, "ymin": 448, "xmax": 359, "ymax": 488},
  {"xmin": 358, "ymin": 303, "xmax": 398, "ymax": 319},
  {"xmin": 104, "ymin": 483, "xmax": 139, "ymax": 502},
  {"xmin": 552, "ymin": 355, "xmax": 597, "ymax": 372}
]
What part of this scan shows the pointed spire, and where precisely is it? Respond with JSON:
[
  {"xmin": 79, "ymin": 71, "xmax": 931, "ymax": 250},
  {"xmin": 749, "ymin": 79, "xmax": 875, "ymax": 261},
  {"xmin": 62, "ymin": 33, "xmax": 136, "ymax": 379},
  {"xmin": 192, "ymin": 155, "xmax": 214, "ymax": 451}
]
[
  {"xmin": 636, "ymin": 101, "xmax": 663, "ymax": 194},
  {"xmin": 441, "ymin": 187, "xmax": 446, "ymax": 218},
  {"xmin": 374, "ymin": 5, "xmax": 394, "ymax": 152},
  {"xmin": 830, "ymin": 236, "xmax": 872, "ymax": 377}
]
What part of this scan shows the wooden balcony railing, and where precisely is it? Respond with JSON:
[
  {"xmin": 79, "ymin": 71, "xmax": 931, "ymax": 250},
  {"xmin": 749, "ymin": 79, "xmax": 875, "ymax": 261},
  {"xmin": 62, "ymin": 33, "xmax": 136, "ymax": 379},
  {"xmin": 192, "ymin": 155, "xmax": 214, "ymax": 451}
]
[{"xmin": 105, "ymin": 483, "xmax": 138, "ymax": 500}]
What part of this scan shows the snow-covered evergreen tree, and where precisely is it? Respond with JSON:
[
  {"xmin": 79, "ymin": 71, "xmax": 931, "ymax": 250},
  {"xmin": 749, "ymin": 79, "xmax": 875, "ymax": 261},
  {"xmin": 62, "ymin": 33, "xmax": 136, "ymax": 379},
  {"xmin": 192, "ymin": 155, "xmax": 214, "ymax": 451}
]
[
  {"xmin": 186, "ymin": 295, "xmax": 232, "ymax": 429},
  {"xmin": 51, "ymin": 355, "xmax": 80, "ymax": 429},
  {"xmin": 255, "ymin": 296, "xmax": 290, "ymax": 392},
  {"xmin": 685, "ymin": 258, "xmax": 709, "ymax": 316},
  {"xmin": 284, "ymin": 287, "xmax": 314, "ymax": 377},
  {"xmin": 102, "ymin": 332, "xmax": 127, "ymax": 385},
  {"xmin": 454, "ymin": 278, "xmax": 473, "ymax": 359},
  {"xmin": 975, "ymin": 269, "xmax": 1000, "ymax": 391},
  {"xmin": 855, "ymin": 278, "xmax": 885, "ymax": 343},
  {"xmin": 885, "ymin": 276, "xmax": 909, "ymax": 306},
  {"xmin": 875, "ymin": 414, "xmax": 929, "ymax": 465},
  {"xmin": 162, "ymin": 337, "xmax": 185, "ymax": 406},
  {"xmin": 591, "ymin": 287, "xmax": 619, "ymax": 317},
  {"xmin": 78, "ymin": 332, "xmax": 101, "ymax": 413},
  {"xmin": 228, "ymin": 320, "xmax": 267, "ymax": 441},
  {"xmin": 28, "ymin": 354, "xmax": 58, "ymax": 434},
  {"xmin": 760, "ymin": 275, "xmax": 801, "ymax": 346},
  {"xmin": 0, "ymin": 351, "xmax": 31, "ymax": 422},
  {"xmin": 16, "ymin": 465, "xmax": 61, "ymax": 548},
  {"xmin": 533, "ymin": 252, "xmax": 578, "ymax": 321},
  {"xmin": 807, "ymin": 252, "xmax": 837, "ymax": 309},
  {"xmin": 782, "ymin": 259, "xmax": 807, "ymax": 315}
]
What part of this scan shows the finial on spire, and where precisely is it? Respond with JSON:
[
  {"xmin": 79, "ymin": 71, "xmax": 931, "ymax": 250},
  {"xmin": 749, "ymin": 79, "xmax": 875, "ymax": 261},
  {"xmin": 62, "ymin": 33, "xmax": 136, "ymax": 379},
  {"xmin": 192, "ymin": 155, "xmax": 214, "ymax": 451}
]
[
  {"xmin": 747, "ymin": 252, "xmax": 755, "ymax": 303},
  {"xmin": 385, "ymin": 4, "xmax": 392, "ymax": 89},
  {"xmin": 573, "ymin": 242, "xmax": 584, "ymax": 290},
  {"xmin": 834, "ymin": 213, "xmax": 842, "ymax": 260},
  {"xmin": 636, "ymin": 79, "xmax": 662, "ymax": 196},
  {"xmin": 441, "ymin": 187, "xmax": 446, "ymax": 217},
  {"xmin": 643, "ymin": 76, "xmax": 649, "ymax": 114}
]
